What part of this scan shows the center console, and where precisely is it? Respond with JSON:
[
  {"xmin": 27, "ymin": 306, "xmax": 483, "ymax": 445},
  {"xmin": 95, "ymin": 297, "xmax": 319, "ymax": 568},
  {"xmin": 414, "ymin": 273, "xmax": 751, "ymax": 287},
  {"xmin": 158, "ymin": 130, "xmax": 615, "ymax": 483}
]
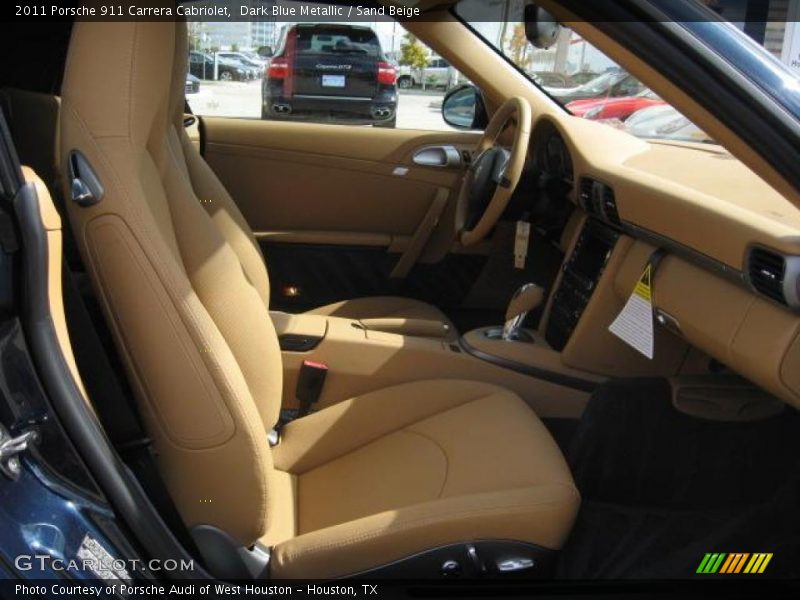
[
  {"xmin": 268, "ymin": 218, "xmax": 626, "ymax": 419},
  {"xmin": 545, "ymin": 220, "xmax": 619, "ymax": 351},
  {"xmin": 270, "ymin": 309, "xmax": 593, "ymax": 419}
]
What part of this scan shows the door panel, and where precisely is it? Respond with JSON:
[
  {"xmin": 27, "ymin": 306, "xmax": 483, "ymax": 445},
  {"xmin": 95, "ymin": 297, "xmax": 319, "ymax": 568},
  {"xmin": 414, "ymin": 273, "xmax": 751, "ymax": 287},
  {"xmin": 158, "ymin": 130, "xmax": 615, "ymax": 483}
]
[
  {"xmin": 201, "ymin": 118, "xmax": 489, "ymax": 314},
  {"xmin": 209, "ymin": 144, "xmax": 438, "ymax": 235},
  {"xmin": 199, "ymin": 118, "xmax": 563, "ymax": 328},
  {"xmin": 202, "ymin": 117, "xmax": 478, "ymax": 238}
]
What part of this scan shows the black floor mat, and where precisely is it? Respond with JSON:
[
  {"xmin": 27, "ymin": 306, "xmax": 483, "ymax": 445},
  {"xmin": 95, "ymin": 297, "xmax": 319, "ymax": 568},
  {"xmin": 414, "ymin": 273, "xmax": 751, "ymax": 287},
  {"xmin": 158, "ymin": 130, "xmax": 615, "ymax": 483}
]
[{"xmin": 556, "ymin": 378, "xmax": 800, "ymax": 579}]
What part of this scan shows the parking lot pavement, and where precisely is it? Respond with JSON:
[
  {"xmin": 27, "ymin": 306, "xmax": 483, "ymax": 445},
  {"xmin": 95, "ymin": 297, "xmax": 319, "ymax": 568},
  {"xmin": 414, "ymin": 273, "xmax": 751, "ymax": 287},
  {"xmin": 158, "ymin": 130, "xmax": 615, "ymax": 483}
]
[
  {"xmin": 396, "ymin": 91, "xmax": 456, "ymax": 131},
  {"xmin": 187, "ymin": 81, "xmax": 457, "ymax": 132}
]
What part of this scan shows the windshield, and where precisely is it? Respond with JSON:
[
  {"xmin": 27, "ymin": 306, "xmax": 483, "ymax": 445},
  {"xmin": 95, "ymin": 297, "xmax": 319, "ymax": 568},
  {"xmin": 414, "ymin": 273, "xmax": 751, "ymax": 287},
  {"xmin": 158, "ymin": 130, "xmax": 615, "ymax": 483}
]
[
  {"xmin": 574, "ymin": 72, "xmax": 626, "ymax": 94},
  {"xmin": 291, "ymin": 26, "xmax": 382, "ymax": 57},
  {"xmin": 454, "ymin": 0, "xmax": 800, "ymax": 145}
]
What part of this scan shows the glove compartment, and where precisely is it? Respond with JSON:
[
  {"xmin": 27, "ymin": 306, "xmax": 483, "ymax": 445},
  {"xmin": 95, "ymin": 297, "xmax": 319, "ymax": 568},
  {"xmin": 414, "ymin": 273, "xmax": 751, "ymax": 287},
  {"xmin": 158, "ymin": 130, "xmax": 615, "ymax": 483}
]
[{"xmin": 614, "ymin": 241, "xmax": 800, "ymax": 407}]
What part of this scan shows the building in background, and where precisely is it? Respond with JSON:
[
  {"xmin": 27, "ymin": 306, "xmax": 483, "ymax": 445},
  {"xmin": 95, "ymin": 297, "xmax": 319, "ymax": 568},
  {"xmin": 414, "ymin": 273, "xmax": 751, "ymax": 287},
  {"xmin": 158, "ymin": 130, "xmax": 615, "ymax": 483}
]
[
  {"xmin": 779, "ymin": 0, "xmax": 800, "ymax": 73},
  {"xmin": 250, "ymin": 0, "xmax": 279, "ymax": 51},
  {"xmin": 187, "ymin": 0, "xmax": 278, "ymax": 51},
  {"xmin": 711, "ymin": 0, "xmax": 797, "ymax": 73},
  {"xmin": 526, "ymin": 0, "xmax": 799, "ymax": 77},
  {"xmin": 186, "ymin": 0, "xmax": 796, "ymax": 73}
]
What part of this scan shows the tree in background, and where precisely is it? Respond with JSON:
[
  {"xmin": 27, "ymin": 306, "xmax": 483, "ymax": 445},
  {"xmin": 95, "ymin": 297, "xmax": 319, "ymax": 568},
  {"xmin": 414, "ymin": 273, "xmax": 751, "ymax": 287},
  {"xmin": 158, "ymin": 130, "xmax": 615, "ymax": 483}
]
[
  {"xmin": 399, "ymin": 33, "xmax": 429, "ymax": 88},
  {"xmin": 508, "ymin": 23, "xmax": 531, "ymax": 70}
]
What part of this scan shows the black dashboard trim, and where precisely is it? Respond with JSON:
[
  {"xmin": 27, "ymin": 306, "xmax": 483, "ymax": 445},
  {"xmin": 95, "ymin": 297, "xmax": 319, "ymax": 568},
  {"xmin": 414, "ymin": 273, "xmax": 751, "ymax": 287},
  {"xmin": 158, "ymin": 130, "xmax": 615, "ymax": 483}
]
[
  {"xmin": 570, "ymin": 170, "xmax": 746, "ymax": 288},
  {"xmin": 620, "ymin": 221, "xmax": 746, "ymax": 287},
  {"xmin": 458, "ymin": 337, "xmax": 600, "ymax": 393}
]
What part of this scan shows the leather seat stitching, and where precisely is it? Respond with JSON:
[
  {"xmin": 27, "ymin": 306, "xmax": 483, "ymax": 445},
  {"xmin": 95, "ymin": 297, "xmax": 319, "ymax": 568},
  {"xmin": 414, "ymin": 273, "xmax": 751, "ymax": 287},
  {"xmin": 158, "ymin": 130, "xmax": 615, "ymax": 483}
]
[{"xmin": 399, "ymin": 428, "xmax": 450, "ymax": 499}]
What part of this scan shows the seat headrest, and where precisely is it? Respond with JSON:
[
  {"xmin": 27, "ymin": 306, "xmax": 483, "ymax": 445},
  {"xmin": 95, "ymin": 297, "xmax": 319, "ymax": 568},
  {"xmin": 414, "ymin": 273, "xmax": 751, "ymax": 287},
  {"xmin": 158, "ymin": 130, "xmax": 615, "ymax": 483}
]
[{"xmin": 62, "ymin": 20, "xmax": 174, "ymax": 148}]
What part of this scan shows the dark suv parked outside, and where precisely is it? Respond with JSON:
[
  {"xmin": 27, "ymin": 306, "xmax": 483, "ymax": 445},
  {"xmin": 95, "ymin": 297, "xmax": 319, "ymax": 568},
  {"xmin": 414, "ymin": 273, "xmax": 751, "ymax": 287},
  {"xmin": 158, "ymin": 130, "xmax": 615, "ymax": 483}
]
[{"xmin": 262, "ymin": 24, "xmax": 398, "ymax": 127}]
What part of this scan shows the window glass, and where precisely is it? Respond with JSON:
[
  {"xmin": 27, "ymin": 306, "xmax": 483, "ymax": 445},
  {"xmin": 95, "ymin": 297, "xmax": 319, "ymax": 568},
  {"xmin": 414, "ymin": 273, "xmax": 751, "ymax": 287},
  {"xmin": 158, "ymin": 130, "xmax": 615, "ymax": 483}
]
[
  {"xmin": 456, "ymin": 0, "xmax": 800, "ymax": 145},
  {"xmin": 294, "ymin": 26, "xmax": 382, "ymax": 57},
  {"xmin": 454, "ymin": 0, "xmax": 706, "ymax": 143},
  {"xmin": 184, "ymin": 2, "xmax": 471, "ymax": 131}
]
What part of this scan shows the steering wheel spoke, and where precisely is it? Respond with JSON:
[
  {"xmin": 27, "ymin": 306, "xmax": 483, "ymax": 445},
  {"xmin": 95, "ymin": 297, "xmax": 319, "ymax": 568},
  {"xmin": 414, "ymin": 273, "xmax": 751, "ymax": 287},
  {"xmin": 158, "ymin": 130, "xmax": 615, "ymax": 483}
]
[{"xmin": 491, "ymin": 148, "xmax": 512, "ymax": 187}]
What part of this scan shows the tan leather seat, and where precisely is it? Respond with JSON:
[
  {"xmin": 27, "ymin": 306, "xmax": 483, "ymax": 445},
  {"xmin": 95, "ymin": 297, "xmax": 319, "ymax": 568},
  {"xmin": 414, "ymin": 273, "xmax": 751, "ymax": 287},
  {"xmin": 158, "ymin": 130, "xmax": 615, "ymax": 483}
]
[
  {"xmin": 59, "ymin": 19, "xmax": 578, "ymax": 579},
  {"xmin": 269, "ymin": 380, "xmax": 579, "ymax": 578}
]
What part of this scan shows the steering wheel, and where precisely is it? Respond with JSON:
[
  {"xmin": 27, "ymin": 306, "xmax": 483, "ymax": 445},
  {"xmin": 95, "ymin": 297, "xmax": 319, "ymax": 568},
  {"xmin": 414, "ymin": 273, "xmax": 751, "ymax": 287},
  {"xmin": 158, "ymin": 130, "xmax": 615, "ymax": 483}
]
[{"xmin": 457, "ymin": 96, "xmax": 532, "ymax": 246}]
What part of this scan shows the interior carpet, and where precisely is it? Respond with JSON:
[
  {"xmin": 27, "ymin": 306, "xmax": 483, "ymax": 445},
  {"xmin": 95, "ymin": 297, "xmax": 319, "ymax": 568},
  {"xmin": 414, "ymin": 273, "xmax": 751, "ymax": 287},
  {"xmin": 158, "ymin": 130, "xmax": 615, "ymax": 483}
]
[{"xmin": 556, "ymin": 378, "xmax": 800, "ymax": 579}]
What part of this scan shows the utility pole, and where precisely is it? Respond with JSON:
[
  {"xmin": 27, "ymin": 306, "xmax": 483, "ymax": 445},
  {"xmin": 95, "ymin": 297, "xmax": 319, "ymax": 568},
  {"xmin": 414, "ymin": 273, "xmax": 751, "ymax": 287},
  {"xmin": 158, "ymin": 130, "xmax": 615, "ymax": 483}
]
[{"xmin": 553, "ymin": 27, "xmax": 571, "ymax": 74}]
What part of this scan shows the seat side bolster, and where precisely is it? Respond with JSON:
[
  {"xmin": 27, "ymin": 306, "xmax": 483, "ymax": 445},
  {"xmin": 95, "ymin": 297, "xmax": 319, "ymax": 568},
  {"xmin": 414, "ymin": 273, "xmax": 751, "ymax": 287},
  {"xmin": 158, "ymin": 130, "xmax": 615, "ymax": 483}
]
[
  {"xmin": 270, "ymin": 484, "xmax": 580, "ymax": 579},
  {"xmin": 178, "ymin": 126, "xmax": 272, "ymax": 307}
]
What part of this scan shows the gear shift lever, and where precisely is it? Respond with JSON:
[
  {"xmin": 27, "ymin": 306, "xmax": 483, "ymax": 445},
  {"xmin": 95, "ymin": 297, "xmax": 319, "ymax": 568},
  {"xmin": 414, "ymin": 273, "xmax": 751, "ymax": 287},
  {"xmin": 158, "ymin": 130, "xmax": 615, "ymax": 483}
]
[{"xmin": 502, "ymin": 283, "xmax": 544, "ymax": 341}]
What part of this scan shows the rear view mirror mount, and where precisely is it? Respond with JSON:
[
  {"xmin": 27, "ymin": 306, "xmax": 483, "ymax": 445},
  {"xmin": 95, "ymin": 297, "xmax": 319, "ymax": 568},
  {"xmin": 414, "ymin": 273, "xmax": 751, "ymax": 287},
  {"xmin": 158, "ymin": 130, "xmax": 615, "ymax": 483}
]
[{"xmin": 524, "ymin": 4, "xmax": 561, "ymax": 49}]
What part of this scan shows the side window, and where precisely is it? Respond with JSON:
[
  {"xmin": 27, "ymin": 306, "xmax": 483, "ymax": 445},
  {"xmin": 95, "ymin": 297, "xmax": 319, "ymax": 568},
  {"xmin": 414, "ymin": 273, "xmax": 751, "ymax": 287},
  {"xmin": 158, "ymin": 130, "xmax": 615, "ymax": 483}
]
[{"xmin": 184, "ymin": 2, "xmax": 473, "ymax": 132}]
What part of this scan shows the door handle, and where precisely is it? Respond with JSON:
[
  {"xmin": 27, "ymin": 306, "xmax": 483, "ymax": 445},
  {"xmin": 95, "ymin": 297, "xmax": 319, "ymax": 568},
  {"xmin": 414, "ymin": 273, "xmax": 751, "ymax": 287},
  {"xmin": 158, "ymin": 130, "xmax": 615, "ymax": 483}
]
[{"xmin": 412, "ymin": 145, "xmax": 463, "ymax": 168}]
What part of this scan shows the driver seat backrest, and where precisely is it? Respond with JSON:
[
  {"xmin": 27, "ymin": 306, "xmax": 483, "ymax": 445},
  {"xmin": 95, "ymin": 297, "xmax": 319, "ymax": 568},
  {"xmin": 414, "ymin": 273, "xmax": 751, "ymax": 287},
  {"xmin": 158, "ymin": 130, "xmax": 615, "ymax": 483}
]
[{"xmin": 60, "ymin": 20, "xmax": 282, "ymax": 547}]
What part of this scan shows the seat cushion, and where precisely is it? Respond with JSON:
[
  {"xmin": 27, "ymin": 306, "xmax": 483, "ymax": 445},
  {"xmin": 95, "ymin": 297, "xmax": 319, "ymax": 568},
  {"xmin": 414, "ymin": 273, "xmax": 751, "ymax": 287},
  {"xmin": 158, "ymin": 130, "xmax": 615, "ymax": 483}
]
[
  {"xmin": 305, "ymin": 296, "xmax": 457, "ymax": 340},
  {"xmin": 268, "ymin": 380, "xmax": 580, "ymax": 578}
]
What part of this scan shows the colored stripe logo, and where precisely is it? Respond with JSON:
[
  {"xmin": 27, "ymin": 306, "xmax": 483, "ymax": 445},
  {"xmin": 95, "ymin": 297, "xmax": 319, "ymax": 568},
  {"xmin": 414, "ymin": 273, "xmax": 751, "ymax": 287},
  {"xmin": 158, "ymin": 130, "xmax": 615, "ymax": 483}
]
[{"xmin": 697, "ymin": 553, "xmax": 773, "ymax": 574}]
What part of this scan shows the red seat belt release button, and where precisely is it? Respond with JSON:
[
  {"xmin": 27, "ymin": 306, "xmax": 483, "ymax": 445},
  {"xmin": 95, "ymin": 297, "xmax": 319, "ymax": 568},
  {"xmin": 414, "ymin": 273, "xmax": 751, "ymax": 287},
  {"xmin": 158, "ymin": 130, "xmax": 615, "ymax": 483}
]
[{"xmin": 296, "ymin": 360, "xmax": 328, "ymax": 417}]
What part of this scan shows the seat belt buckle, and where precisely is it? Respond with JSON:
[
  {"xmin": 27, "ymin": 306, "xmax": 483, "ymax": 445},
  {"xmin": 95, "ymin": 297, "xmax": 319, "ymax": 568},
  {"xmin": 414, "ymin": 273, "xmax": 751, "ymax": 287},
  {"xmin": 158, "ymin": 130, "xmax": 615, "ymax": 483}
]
[{"xmin": 296, "ymin": 360, "xmax": 328, "ymax": 417}]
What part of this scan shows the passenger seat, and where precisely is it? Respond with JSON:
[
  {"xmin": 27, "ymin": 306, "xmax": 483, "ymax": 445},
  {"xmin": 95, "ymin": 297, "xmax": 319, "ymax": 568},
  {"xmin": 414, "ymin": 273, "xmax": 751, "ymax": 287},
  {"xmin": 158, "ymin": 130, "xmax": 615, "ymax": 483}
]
[{"xmin": 57, "ymin": 20, "xmax": 580, "ymax": 579}]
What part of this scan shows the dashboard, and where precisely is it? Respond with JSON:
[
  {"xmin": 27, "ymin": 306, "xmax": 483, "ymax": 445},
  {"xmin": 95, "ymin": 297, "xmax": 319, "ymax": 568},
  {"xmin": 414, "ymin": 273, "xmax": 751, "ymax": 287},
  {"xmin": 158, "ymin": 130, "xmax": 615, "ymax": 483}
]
[{"xmin": 525, "ymin": 114, "xmax": 800, "ymax": 408}]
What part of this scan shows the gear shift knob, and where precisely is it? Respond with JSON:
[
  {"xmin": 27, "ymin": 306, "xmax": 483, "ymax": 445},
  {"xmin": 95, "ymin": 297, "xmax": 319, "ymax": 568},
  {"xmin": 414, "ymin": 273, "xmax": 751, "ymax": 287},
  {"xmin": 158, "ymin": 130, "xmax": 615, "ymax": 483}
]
[{"xmin": 502, "ymin": 283, "xmax": 544, "ymax": 341}]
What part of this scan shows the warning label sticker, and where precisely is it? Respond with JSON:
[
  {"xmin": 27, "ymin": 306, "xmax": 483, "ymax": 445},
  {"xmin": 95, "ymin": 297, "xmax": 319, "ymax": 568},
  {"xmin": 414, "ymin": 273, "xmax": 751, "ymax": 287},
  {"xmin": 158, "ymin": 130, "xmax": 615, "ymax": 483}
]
[{"xmin": 609, "ymin": 264, "xmax": 655, "ymax": 359}]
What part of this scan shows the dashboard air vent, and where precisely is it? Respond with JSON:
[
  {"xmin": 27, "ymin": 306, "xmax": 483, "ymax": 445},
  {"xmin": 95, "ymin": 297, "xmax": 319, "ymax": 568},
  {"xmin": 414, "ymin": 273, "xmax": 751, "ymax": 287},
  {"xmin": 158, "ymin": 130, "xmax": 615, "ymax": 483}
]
[
  {"xmin": 601, "ymin": 185, "xmax": 621, "ymax": 226},
  {"xmin": 579, "ymin": 178, "xmax": 620, "ymax": 227},
  {"xmin": 579, "ymin": 178, "xmax": 596, "ymax": 216},
  {"xmin": 748, "ymin": 247, "xmax": 786, "ymax": 305}
]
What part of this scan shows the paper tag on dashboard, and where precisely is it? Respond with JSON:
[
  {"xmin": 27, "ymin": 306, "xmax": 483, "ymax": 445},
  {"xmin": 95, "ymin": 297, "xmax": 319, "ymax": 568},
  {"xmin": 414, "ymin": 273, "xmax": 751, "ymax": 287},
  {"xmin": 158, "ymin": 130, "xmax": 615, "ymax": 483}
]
[
  {"xmin": 514, "ymin": 221, "xmax": 530, "ymax": 269},
  {"xmin": 609, "ymin": 264, "xmax": 655, "ymax": 359}
]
